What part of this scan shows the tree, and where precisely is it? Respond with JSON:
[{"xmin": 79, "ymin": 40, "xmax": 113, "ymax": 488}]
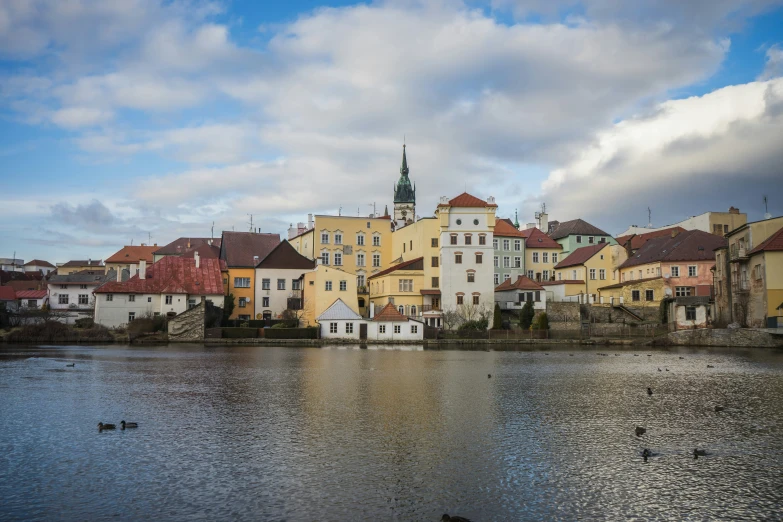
[
  {"xmin": 493, "ymin": 303, "xmax": 502, "ymax": 329},
  {"xmin": 223, "ymin": 294, "xmax": 235, "ymax": 321},
  {"xmin": 519, "ymin": 300, "xmax": 535, "ymax": 329},
  {"xmin": 533, "ymin": 312, "xmax": 550, "ymax": 330}
]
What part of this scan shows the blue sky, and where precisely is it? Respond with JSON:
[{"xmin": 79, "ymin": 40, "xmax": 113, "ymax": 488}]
[{"xmin": 1, "ymin": 0, "xmax": 782, "ymax": 264}]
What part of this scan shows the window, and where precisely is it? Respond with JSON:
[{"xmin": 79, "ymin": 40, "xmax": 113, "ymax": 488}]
[
  {"xmin": 399, "ymin": 279, "xmax": 413, "ymax": 292},
  {"xmin": 542, "ymin": 252, "xmax": 548, "ymax": 264},
  {"xmin": 493, "ymin": 239, "xmax": 498, "ymax": 249},
  {"xmin": 372, "ymin": 254, "xmax": 381, "ymax": 267},
  {"xmin": 394, "ymin": 325, "xmax": 401, "ymax": 334},
  {"xmin": 514, "ymin": 240, "xmax": 521, "ymax": 251},
  {"xmin": 126, "ymin": 294, "xmax": 135, "ymax": 303},
  {"xmin": 79, "ymin": 284, "xmax": 87, "ymax": 290},
  {"xmin": 165, "ymin": 295, "xmax": 172, "ymax": 304},
  {"xmin": 552, "ymin": 253, "xmax": 558, "ymax": 264},
  {"xmin": 334, "ymin": 234, "xmax": 342, "ymax": 245},
  {"xmin": 357, "ymin": 253, "xmax": 365, "ymax": 266},
  {"xmin": 325, "ymin": 281, "xmax": 333, "ymax": 291},
  {"xmin": 476, "ymin": 253, "xmax": 483, "ymax": 264},
  {"xmin": 357, "ymin": 234, "xmax": 365, "ymax": 246},
  {"xmin": 58, "ymin": 294, "xmax": 69, "ymax": 305},
  {"xmin": 148, "ymin": 297, "xmax": 152, "ymax": 303},
  {"xmin": 277, "ymin": 279, "xmax": 286, "ymax": 290},
  {"xmin": 632, "ymin": 290, "xmax": 640, "ymax": 302},
  {"xmin": 542, "ymin": 270, "xmax": 549, "ymax": 281},
  {"xmin": 576, "ymin": 236, "xmax": 582, "ymax": 243},
  {"xmin": 321, "ymin": 252, "xmax": 330, "ymax": 265},
  {"xmin": 128, "ymin": 312, "xmax": 135, "ymax": 322},
  {"xmin": 238, "ymin": 315, "xmax": 251, "ymax": 321},
  {"xmin": 479, "ymin": 235, "xmax": 486, "ymax": 245},
  {"xmin": 504, "ymin": 274, "xmax": 511, "ymax": 281},
  {"xmin": 372, "ymin": 236, "xmax": 380, "ymax": 246},
  {"xmin": 259, "ymin": 278, "xmax": 270, "ymax": 291},
  {"xmin": 514, "ymin": 257, "xmax": 521, "ymax": 268},
  {"xmin": 457, "ymin": 295, "xmax": 464, "ymax": 305},
  {"xmin": 27, "ymin": 299, "xmax": 37, "ymax": 308},
  {"xmin": 262, "ymin": 297, "xmax": 269, "ymax": 307},
  {"xmin": 527, "ymin": 270, "xmax": 534, "ymax": 279},
  {"xmin": 78, "ymin": 294, "xmax": 88, "ymax": 305},
  {"xmin": 432, "ymin": 277, "xmax": 439, "ymax": 288},
  {"xmin": 723, "ymin": 224, "xmax": 729, "ymax": 234},
  {"xmin": 599, "ymin": 269, "xmax": 606, "ymax": 280},
  {"xmin": 532, "ymin": 252, "xmax": 539, "ymax": 263},
  {"xmin": 345, "ymin": 323, "xmax": 353, "ymax": 334},
  {"xmin": 588, "ymin": 236, "xmax": 594, "ymax": 244},
  {"xmin": 455, "ymin": 253, "xmax": 462, "ymax": 264},
  {"xmin": 431, "ymin": 237, "xmax": 439, "ymax": 248},
  {"xmin": 503, "ymin": 256, "xmax": 510, "ymax": 268},
  {"xmin": 293, "ymin": 279, "xmax": 301, "ymax": 290},
  {"xmin": 688, "ymin": 266, "xmax": 697, "ymax": 277},
  {"xmin": 671, "ymin": 266, "xmax": 680, "ymax": 277},
  {"xmin": 234, "ymin": 277, "xmax": 251, "ymax": 288},
  {"xmin": 473, "ymin": 295, "xmax": 480, "ymax": 305},
  {"xmin": 398, "ymin": 305, "xmax": 405, "ymax": 315},
  {"xmin": 467, "ymin": 272, "xmax": 475, "ymax": 283},
  {"xmin": 572, "ymin": 270, "xmax": 578, "ymax": 280},
  {"xmin": 675, "ymin": 286, "xmax": 692, "ymax": 297},
  {"xmin": 465, "ymin": 235, "xmax": 472, "ymax": 245},
  {"xmin": 589, "ymin": 269, "xmax": 596, "ymax": 280},
  {"xmin": 503, "ymin": 239, "xmax": 510, "ymax": 250},
  {"xmin": 188, "ymin": 298, "xmax": 196, "ymax": 309},
  {"xmin": 411, "ymin": 325, "xmax": 418, "ymax": 334},
  {"xmin": 60, "ymin": 284, "xmax": 67, "ymax": 289},
  {"xmin": 686, "ymin": 306, "xmax": 697, "ymax": 320},
  {"xmin": 645, "ymin": 289, "xmax": 654, "ymax": 301},
  {"xmin": 238, "ymin": 297, "xmax": 247, "ymax": 308},
  {"xmin": 754, "ymin": 264, "xmax": 762, "ymax": 280},
  {"xmin": 450, "ymin": 234, "xmax": 458, "ymax": 245},
  {"xmin": 494, "ymin": 273, "xmax": 499, "ymax": 285},
  {"xmin": 367, "ymin": 222, "xmax": 371, "ymax": 229},
  {"xmin": 330, "ymin": 323, "xmax": 338, "ymax": 333},
  {"xmin": 558, "ymin": 272, "xmax": 563, "ymax": 280},
  {"xmin": 494, "ymin": 256, "xmax": 499, "ymax": 267},
  {"xmin": 379, "ymin": 324, "xmax": 386, "ymax": 334},
  {"xmin": 333, "ymin": 252, "xmax": 342, "ymax": 266},
  {"xmin": 321, "ymin": 233, "xmax": 329, "ymax": 244},
  {"xmin": 639, "ymin": 270, "xmax": 642, "ymax": 280}
]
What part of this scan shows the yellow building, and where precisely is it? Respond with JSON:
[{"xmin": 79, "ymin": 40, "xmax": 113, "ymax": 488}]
[
  {"xmin": 57, "ymin": 259, "xmax": 104, "ymax": 275},
  {"xmin": 219, "ymin": 231, "xmax": 280, "ymax": 320},
  {"xmin": 597, "ymin": 277, "xmax": 667, "ymax": 306},
  {"xmin": 554, "ymin": 243, "xmax": 627, "ymax": 301},
  {"xmin": 104, "ymin": 245, "xmax": 157, "ymax": 277},
  {"xmin": 300, "ymin": 265, "xmax": 360, "ymax": 327},
  {"xmin": 519, "ymin": 227, "xmax": 562, "ymax": 282},
  {"xmin": 367, "ymin": 257, "xmax": 425, "ymax": 317}
]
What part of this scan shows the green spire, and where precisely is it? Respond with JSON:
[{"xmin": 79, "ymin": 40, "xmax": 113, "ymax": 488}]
[
  {"xmin": 400, "ymin": 144, "xmax": 409, "ymax": 176},
  {"xmin": 394, "ymin": 144, "xmax": 415, "ymax": 204},
  {"xmin": 514, "ymin": 209, "xmax": 520, "ymax": 229}
]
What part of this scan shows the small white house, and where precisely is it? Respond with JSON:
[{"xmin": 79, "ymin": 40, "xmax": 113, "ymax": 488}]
[
  {"xmin": 370, "ymin": 302, "xmax": 424, "ymax": 340},
  {"xmin": 16, "ymin": 290, "xmax": 48, "ymax": 309},
  {"xmin": 317, "ymin": 298, "xmax": 367, "ymax": 339},
  {"xmin": 494, "ymin": 275, "xmax": 546, "ymax": 311},
  {"xmin": 23, "ymin": 259, "xmax": 56, "ymax": 276},
  {"xmin": 48, "ymin": 269, "xmax": 117, "ymax": 324}
]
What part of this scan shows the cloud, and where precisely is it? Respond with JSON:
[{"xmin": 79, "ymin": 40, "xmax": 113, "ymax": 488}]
[
  {"xmin": 50, "ymin": 106, "xmax": 113, "ymax": 128},
  {"xmin": 759, "ymin": 44, "xmax": 783, "ymax": 80}
]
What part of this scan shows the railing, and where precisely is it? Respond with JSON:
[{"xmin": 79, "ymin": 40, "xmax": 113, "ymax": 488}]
[
  {"xmin": 357, "ymin": 286, "xmax": 368, "ymax": 294},
  {"xmin": 730, "ymin": 246, "xmax": 748, "ymax": 261},
  {"xmin": 421, "ymin": 305, "xmax": 441, "ymax": 312}
]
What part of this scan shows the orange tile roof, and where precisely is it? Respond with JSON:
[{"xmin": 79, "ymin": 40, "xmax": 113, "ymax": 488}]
[
  {"xmin": 494, "ymin": 218, "xmax": 526, "ymax": 238},
  {"xmin": 616, "ymin": 227, "xmax": 687, "ymax": 251},
  {"xmin": 439, "ymin": 192, "xmax": 497, "ymax": 208},
  {"xmin": 519, "ymin": 227, "xmax": 562, "ymax": 249},
  {"xmin": 372, "ymin": 302, "xmax": 409, "ymax": 322},
  {"xmin": 748, "ymin": 225, "xmax": 783, "ymax": 254},
  {"xmin": 95, "ymin": 256, "xmax": 225, "ymax": 295},
  {"xmin": 495, "ymin": 275, "xmax": 544, "ymax": 292},
  {"xmin": 105, "ymin": 246, "xmax": 158, "ymax": 264}
]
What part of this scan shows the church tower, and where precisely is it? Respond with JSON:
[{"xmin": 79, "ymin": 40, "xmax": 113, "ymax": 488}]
[{"xmin": 393, "ymin": 144, "xmax": 415, "ymax": 225}]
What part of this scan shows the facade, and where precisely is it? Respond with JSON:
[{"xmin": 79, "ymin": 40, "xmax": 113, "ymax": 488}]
[
  {"xmin": 153, "ymin": 237, "xmax": 221, "ymax": 262},
  {"xmin": 219, "ymin": 231, "xmax": 280, "ymax": 320},
  {"xmin": 316, "ymin": 298, "xmax": 366, "ymax": 339},
  {"xmin": 368, "ymin": 257, "xmax": 425, "ymax": 319},
  {"xmin": 714, "ymin": 219, "xmax": 783, "ymax": 327},
  {"xmin": 254, "ymin": 241, "xmax": 315, "ymax": 320},
  {"xmin": 104, "ymin": 245, "xmax": 158, "ymax": 277},
  {"xmin": 539, "ymin": 280, "xmax": 587, "ymax": 303},
  {"xmin": 23, "ymin": 259, "xmax": 55, "ymax": 275},
  {"xmin": 301, "ymin": 264, "xmax": 360, "ymax": 327},
  {"xmin": 0, "ymin": 258, "xmax": 24, "ymax": 272},
  {"xmin": 0, "ymin": 286, "xmax": 18, "ymax": 312},
  {"xmin": 618, "ymin": 207, "xmax": 747, "ymax": 238},
  {"xmin": 393, "ymin": 145, "xmax": 416, "ymax": 227},
  {"xmin": 494, "ymin": 275, "xmax": 546, "ymax": 311},
  {"xmin": 493, "ymin": 218, "xmax": 527, "ymax": 286},
  {"xmin": 57, "ymin": 259, "xmax": 104, "ymax": 276},
  {"xmin": 16, "ymin": 290, "xmax": 48, "ymax": 309},
  {"xmin": 549, "ymin": 219, "xmax": 617, "ymax": 256},
  {"xmin": 370, "ymin": 303, "xmax": 424, "ymax": 340},
  {"xmin": 597, "ymin": 277, "xmax": 667, "ymax": 306},
  {"xmin": 668, "ymin": 296, "xmax": 711, "ymax": 330},
  {"xmin": 518, "ymin": 227, "xmax": 562, "ymax": 283},
  {"xmin": 554, "ymin": 243, "xmax": 627, "ymax": 301},
  {"xmin": 94, "ymin": 255, "xmax": 225, "ymax": 328},
  {"xmin": 47, "ymin": 269, "xmax": 117, "ymax": 324}
]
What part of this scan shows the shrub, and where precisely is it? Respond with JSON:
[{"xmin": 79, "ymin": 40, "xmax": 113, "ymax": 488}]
[
  {"xmin": 6, "ymin": 321, "xmax": 113, "ymax": 343},
  {"xmin": 127, "ymin": 315, "xmax": 167, "ymax": 340},
  {"xmin": 74, "ymin": 317, "xmax": 95, "ymax": 329},
  {"xmin": 459, "ymin": 317, "xmax": 489, "ymax": 331},
  {"xmin": 532, "ymin": 312, "xmax": 550, "ymax": 330},
  {"xmin": 264, "ymin": 327, "xmax": 319, "ymax": 339},
  {"xmin": 519, "ymin": 301, "xmax": 535, "ymax": 329},
  {"xmin": 493, "ymin": 303, "xmax": 502, "ymax": 329}
]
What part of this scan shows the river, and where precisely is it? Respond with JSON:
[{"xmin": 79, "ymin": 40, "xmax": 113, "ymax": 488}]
[{"xmin": 1, "ymin": 344, "xmax": 782, "ymax": 521}]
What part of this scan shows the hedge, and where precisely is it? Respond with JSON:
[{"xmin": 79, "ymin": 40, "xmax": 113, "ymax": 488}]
[
  {"xmin": 222, "ymin": 327, "xmax": 258, "ymax": 339},
  {"xmin": 263, "ymin": 327, "xmax": 319, "ymax": 339}
]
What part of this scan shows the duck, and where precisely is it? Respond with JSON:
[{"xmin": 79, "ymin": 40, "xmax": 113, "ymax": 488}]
[
  {"xmin": 665, "ymin": 368, "xmax": 669, "ymax": 372},
  {"xmin": 487, "ymin": 374, "xmax": 491, "ymax": 379},
  {"xmin": 98, "ymin": 422, "xmax": 116, "ymax": 431},
  {"xmin": 658, "ymin": 368, "xmax": 662, "ymax": 372},
  {"xmin": 642, "ymin": 448, "xmax": 652, "ymax": 462},
  {"xmin": 707, "ymin": 365, "xmax": 715, "ymax": 369},
  {"xmin": 647, "ymin": 387, "xmax": 653, "ymax": 396},
  {"xmin": 693, "ymin": 449, "xmax": 708, "ymax": 459},
  {"xmin": 679, "ymin": 356, "xmax": 685, "ymax": 360},
  {"xmin": 635, "ymin": 426, "xmax": 646, "ymax": 437},
  {"xmin": 120, "ymin": 421, "xmax": 138, "ymax": 429},
  {"xmin": 714, "ymin": 406, "xmax": 724, "ymax": 412},
  {"xmin": 634, "ymin": 354, "xmax": 639, "ymax": 356},
  {"xmin": 442, "ymin": 515, "xmax": 472, "ymax": 522},
  {"xmin": 66, "ymin": 363, "xmax": 75, "ymax": 367}
]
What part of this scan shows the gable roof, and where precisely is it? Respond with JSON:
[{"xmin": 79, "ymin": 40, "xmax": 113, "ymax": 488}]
[
  {"xmin": 368, "ymin": 257, "xmax": 424, "ymax": 280},
  {"xmin": 220, "ymin": 231, "xmax": 280, "ymax": 267},
  {"xmin": 4, "ymin": 280, "xmax": 46, "ymax": 292},
  {"xmin": 256, "ymin": 240, "xmax": 316, "ymax": 270},
  {"xmin": 616, "ymin": 227, "xmax": 687, "ymax": 251},
  {"xmin": 105, "ymin": 245, "xmax": 157, "ymax": 264},
  {"xmin": 0, "ymin": 270, "xmax": 41, "ymax": 285},
  {"xmin": 153, "ymin": 237, "xmax": 221, "ymax": 256},
  {"xmin": 748, "ymin": 225, "xmax": 783, "ymax": 255},
  {"xmin": 0, "ymin": 287, "xmax": 16, "ymax": 301},
  {"xmin": 438, "ymin": 192, "xmax": 497, "ymax": 208},
  {"xmin": 16, "ymin": 290, "xmax": 47, "ymax": 299},
  {"xmin": 61, "ymin": 260, "xmax": 103, "ymax": 268},
  {"xmin": 94, "ymin": 256, "xmax": 224, "ymax": 295},
  {"xmin": 598, "ymin": 276, "xmax": 662, "ymax": 290},
  {"xmin": 519, "ymin": 227, "xmax": 561, "ymax": 249},
  {"xmin": 494, "ymin": 218, "xmax": 526, "ymax": 238},
  {"xmin": 619, "ymin": 230, "xmax": 726, "ymax": 269},
  {"xmin": 317, "ymin": 298, "xmax": 362, "ymax": 321},
  {"xmin": 555, "ymin": 243, "xmax": 609, "ymax": 269},
  {"xmin": 495, "ymin": 275, "xmax": 544, "ymax": 292},
  {"xmin": 23, "ymin": 259, "xmax": 55, "ymax": 268},
  {"xmin": 550, "ymin": 219, "xmax": 610, "ymax": 240},
  {"xmin": 48, "ymin": 269, "xmax": 116, "ymax": 285},
  {"xmin": 372, "ymin": 302, "xmax": 409, "ymax": 322}
]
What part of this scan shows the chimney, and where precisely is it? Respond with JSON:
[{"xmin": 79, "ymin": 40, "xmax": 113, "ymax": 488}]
[
  {"xmin": 729, "ymin": 206, "xmax": 739, "ymax": 214},
  {"xmin": 253, "ymin": 255, "xmax": 259, "ymax": 266},
  {"xmin": 194, "ymin": 251, "xmax": 200, "ymax": 268},
  {"xmin": 539, "ymin": 212, "xmax": 548, "ymax": 235},
  {"xmin": 624, "ymin": 235, "xmax": 635, "ymax": 258},
  {"xmin": 116, "ymin": 269, "xmax": 121, "ymax": 283},
  {"xmin": 671, "ymin": 229, "xmax": 680, "ymax": 238},
  {"xmin": 308, "ymin": 214, "xmax": 314, "ymax": 229},
  {"xmin": 139, "ymin": 259, "xmax": 146, "ymax": 279},
  {"xmin": 526, "ymin": 222, "xmax": 536, "ymax": 229},
  {"xmin": 187, "ymin": 239, "xmax": 191, "ymax": 248}
]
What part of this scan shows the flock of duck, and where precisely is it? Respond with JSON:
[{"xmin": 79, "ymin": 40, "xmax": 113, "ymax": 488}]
[{"xmin": 98, "ymin": 421, "xmax": 138, "ymax": 431}]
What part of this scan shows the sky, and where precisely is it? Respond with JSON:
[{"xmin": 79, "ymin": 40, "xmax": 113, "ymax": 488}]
[{"xmin": 1, "ymin": 0, "xmax": 782, "ymax": 264}]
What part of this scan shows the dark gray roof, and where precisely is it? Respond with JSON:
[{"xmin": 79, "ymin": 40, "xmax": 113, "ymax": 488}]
[
  {"xmin": 549, "ymin": 219, "xmax": 610, "ymax": 240},
  {"xmin": 619, "ymin": 230, "xmax": 726, "ymax": 269},
  {"xmin": 48, "ymin": 269, "xmax": 117, "ymax": 284}
]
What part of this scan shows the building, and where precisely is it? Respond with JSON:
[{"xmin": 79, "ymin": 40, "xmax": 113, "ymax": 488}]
[
  {"xmin": 615, "ymin": 227, "xmax": 687, "ymax": 255},
  {"xmin": 493, "ymin": 218, "xmax": 527, "ymax": 286},
  {"xmin": 668, "ymin": 296, "xmax": 712, "ymax": 330},
  {"xmin": 518, "ymin": 227, "xmax": 562, "ymax": 283},
  {"xmin": 57, "ymin": 259, "xmax": 104, "ymax": 275},
  {"xmin": 540, "ymin": 280, "xmax": 587, "ymax": 303},
  {"xmin": 549, "ymin": 218, "xmax": 617, "ymax": 256},
  {"xmin": 94, "ymin": 255, "xmax": 225, "ymax": 328},
  {"xmin": 714, "ymin": 218, "xmax": 783, "ymax": 327},
  {"xmin": 104, "ymin": 245, "xmax": 158, "ymax": 276},
  {"xmin": 47, "ymin": 269, "xmax": 118, "ymax": 324},
  {"xmin": 0, "ymin": 258, "xmax": 24, "ymax": 272},
  {"xmin": 316, "ymin": 298, "xmax": 366, "ymax": 339},
  {"xmin": 219, "ymin": 231, "xmax": 280, "ymax": 320},
  {"xmin": 370, "ymin": 302, "xmax": 424, "ymax": 340},
  {"xmin": 553, "ymin": 243, "xmax": 627, "ymax": 302},
  {"xmin": 393, "ymin": 145, "xmax": 416, "ymax": 228},
  {"xmin": 23, "ymin": 259, "xmax": 55, "ymax": 275},
  {"xmin": 0, "ymin": 286, "xmax": 17, "ymax": 312},
  {"xmin": 16, "ymin": 290, "xmax": 48, "ymax": 309},
  {"xmin": 368, "ymin": 257, "xmax": 425, "ymax": 319},
  {"xmin": 494, "ymin": 275, "xmax": 546, "ymax": 311},
  {"xmin": 618, "ymin": 207, "xmax": 747, "ymax": 238},
  {"xmin": 152, "ymin": 237, "xmax": 221, "ymax": 262},
  {"xmin": 254, "ymin": 240, "xmax": 315, "ymax": 320},
  {"xmin": 301, "ymin": 264, "xmax": 360, "ymax": 327},
  {"xmin": 596, "ymin": 277, "xmax": 667, "ymax": 306}
]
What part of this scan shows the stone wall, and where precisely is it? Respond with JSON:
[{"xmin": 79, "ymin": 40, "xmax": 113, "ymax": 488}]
[
  {"xmin": 667, "ymin": 328, "xmax": 783, "ymax": 347},
  {"xmin": 168, "ymin": 302, "xmax": 205, "ymax": 342},
  {"xmin": 546, "ymin": 302, "xmax": 580, "ymax": 330},
  {"xmin": 586, "ymin": 304, "xmax": 659, "ymax": 323}
]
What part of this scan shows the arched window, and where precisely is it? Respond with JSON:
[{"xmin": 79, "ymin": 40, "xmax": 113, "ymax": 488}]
[
  {"xmin": 410, "ymin": 305, "xmax": 417, "ymax": 316},
  {"xmin": 398, "ymin": 305, "xmax": 405, "ymax": 316}
]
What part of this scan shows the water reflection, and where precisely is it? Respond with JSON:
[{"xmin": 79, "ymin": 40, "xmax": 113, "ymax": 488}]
[{"xmin": 0, "ymin": 344, "xmax": 782, "ymax": 520}]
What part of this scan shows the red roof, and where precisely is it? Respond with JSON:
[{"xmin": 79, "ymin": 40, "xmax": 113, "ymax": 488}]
[
  {"xmin": 616, "ymin": 227, "xmax": 687, "ymax": 251},
  {"xmin": 439, "ymin": 192, "xmax": 497, "ymax": 208},
  {"xmin": 495, "ymin": 275, "xmax": 544, "ymax": 292},
  {"xmin": 23, "ymin": 259, "xmax": 55, "ymax": 268},
  {"xmin": 94, "ymin": 256, "xmax": 224, "ymax": 295},
  {"xmin": 494, "ymin": 218, "xmax": 526, "ymax": 238},
  {"xmin": 373, "ymin": 302, "xmax": 409, "ymax": 322},
  {"xmin": 555, "ymin": 243, "xmax": 609, "ymax": 269},
  {"xmin": 619, "ymin": 230, "xmax": 725, "ymax": 268},
  {"xmin": 748, "ymin": 225, "xmax": 783, "ymax": 255},
  {"xmin": 368, "ymin": 257, "xmax": 424, "ymax": 280},
  {"xmin": 105, "ymin": 246, "xmax": 157, "ymax": 264},
  {"xmin": 519, "ymin": 227, "xmax": 562, "ymax": 249},
  {"xmin": 0, "ymin": 287, "xmax": 16, "ymax": 300},
  {"xmin": 15, "ymin": 290, "xmax": 47, "ymax": 299},
  {"xmin": 220, "ymin": 231, "xmax": 281, "ymax": 267}
]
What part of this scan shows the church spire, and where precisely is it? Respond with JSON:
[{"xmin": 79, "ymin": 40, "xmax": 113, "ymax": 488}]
[
  {"xmin": 400, "ymin": 144, "xmax": 409, "ymax": 177},
  {"xmin": 514, "ymin": 209, "xmax": 520, "ymax": 229}
]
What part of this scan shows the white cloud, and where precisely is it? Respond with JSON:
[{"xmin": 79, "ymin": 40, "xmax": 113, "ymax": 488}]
[
  {"xmin": 759, "ymin": 44, "xmax": 783, "ymax": 80},
  {"xmin": 50, "ymin": 106, "xmax": 113, "ymax": 128}
]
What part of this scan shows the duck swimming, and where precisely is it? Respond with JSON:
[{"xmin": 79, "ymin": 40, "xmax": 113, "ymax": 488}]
[
  {"xmin": 642, "ymin": 448, "xmax": 652, "ymax": 462},
  {"xmin": 442, "ymin": 515, "xmax": 472, "ymax": 522},
  {"xmin": 647, "ymin": 388, "xmax": 653, "ymax": 396},
  {"xmin": 635, "ymin": 426, "xmax": 646, "ymax": 437},
  {"xmin": 120, "ymin": 421, "xmax": 138, "ymax": 429},
  {"xmin": 66, "ymin": 363, "xmax": 75, "ymax": 367},
  {"xmin": 714, "ymin": 406, "xmax": 724, "ymax": 412},
  {"xmin": 98, "ymin": 422, "xmax": 116, "ymax": 431},
  {"xmin": 693, "ymin": 449, "xmax": 708, "ymax": 459}
]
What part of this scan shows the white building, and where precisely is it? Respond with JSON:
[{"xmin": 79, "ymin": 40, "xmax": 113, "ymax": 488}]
[
  {"xmin": 48, "ymin": 269, "xmax": 117, "ymax": 324},
  {"xmin": 0, "ymin": 258, "xmax": 24, "ymax": 272},
  {"xmin": 254, "ymin": 241, "xmax": 315, "ymax": 320},
  {"xmin": 16, "ymin": 290, "xmax": 48, "ymax": 309},
  {"xmin": 494, "ymin": 275, "xmax": 547, "ymax": 311},
  {"xmin": 93, "ymin": 254, "xmax": 225, "ymax": 328},
  {"xmin": 370, "ymin": 303, "xmax": 424, "ymax": 340},
  {"xmin": 23, "ymin": 259, "xmax": 55, "ymax": 275},
  {"xmin": 317, "ymin": 298, "xmax": 367, "ymax": 339}
]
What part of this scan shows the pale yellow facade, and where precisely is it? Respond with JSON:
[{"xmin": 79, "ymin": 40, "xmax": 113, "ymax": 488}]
[
  {"xmin": 368, "ymin": 268, "xmax": 425, "ymax": 317},
  {"xmin": 764, "ymin": 251, "xmax": 783, "ymax": 320},
  {"xmin": 555, "ymin": 245, "xmax": 627, "ymax": 297},
  {"xmin": 524, "ymin": 247, "xmax": 561, "ymax": 282},
  {"xmin": 597, "ymin": 277, "xmax": 668, "ymax": 306},
  {"xmin": 391, "ymin": 218, "xmax": 441, "ymax": 290},
  {"xmin": 300, "ymin": 265, "xmax": 360, "ymax": 327},
  {"xmin": 57, "ymin": 262, "xmax": 103, "ymax": 275}
]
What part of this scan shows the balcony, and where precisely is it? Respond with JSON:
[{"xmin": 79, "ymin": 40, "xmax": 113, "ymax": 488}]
[
  {"xmin": 357, "ymin": 286, "xmax": 368, "ymax": 294},
  {"xmin": 421, "ymin": 304, "xmax": 441, "ymax": 313},
  {"xmin": 732, "ymin": 280, "xmax": 750, "ymax": 293},
  {"xmin": 729, "ymin": 246, "xmax": 748, "ymax": 261}
]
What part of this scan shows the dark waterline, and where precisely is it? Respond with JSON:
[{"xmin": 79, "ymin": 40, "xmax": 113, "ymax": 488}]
[{"xmin": 1, "ymin": 344, "xmax": 782, "ymax": 521}]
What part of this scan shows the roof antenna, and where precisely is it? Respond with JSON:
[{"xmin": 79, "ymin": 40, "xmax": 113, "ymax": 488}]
[
  {"xmin": 338, "ymin": 206, "xmax": 342, "ymax": 216},
  {"xmin": 211, "ymin": 221, "xmax": 214, "ymax": 239},
  {"xmin": 764, "ymin": 195, "xmax": 771, "ymax": 219},
  {"xmin": 647, "ymin": 207, "xmax": 652, "ymax": 228},
  {"xmin": 248, "ymin": 214, "xmax": 254, "ymax": 232}
]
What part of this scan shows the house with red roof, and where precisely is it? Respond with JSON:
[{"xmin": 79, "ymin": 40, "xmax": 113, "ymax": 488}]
[
  {"xmin": 93, "ymin": 254, "xmax": 226, "ymax": 328},
  {"xmin": 552, "ymin": 242, "xmax": 628, "ymax": 303},
  {"xmin": 23, "ymin": 259, "xmax": 55, "ymax": 276},
  {"xmin": 494, "ymin": 275, "xmax": 546, "ymax": 311},
  {"xmin": 16, "ymin": 290, "xmax": 48, "ymax": 310},
  {"xmin": 0, "ymin": 286, "xmax": 18, "ymax": 312},
  {"xmin": 105, "ymin": 245, "xmax": 159, "ymax": 277},
  {"xmin": 493, "ymin": 218, "xmax": 527, "ymax": 287},
  {"xmin": 518, "ymin": 227, "xmax": 562, "ymax": 283}
]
